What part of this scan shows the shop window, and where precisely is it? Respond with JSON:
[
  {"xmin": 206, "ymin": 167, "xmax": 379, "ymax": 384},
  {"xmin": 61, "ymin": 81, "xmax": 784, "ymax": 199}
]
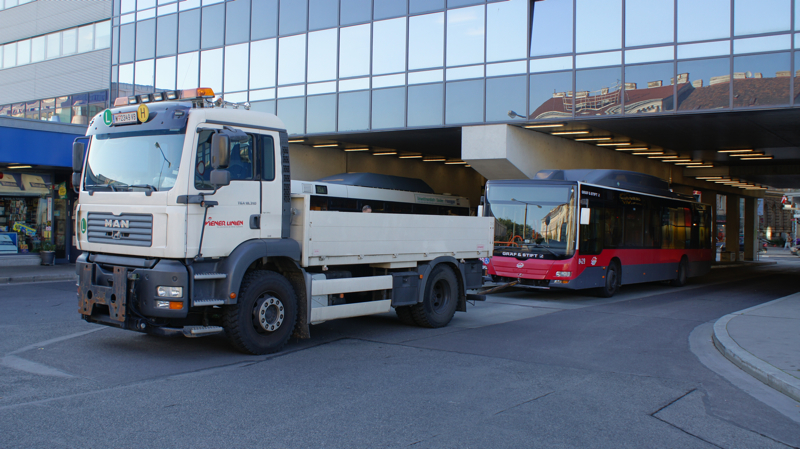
[{"xmin": 0, "ymin": 173, "xmax": 55, "ymax": 255}]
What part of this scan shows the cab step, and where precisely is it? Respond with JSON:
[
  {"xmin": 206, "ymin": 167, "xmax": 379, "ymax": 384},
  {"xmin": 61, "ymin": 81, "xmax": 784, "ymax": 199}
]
[
  {"xmin": 193, "ymin": 299, "xmax": 225, "ymax": 307},
  {"xmin": 182, "ymin": 326, "xmax": 224, "ymax": 337},
  {"xmin": 194, "ymin": 273, "xmax": 227, "ymax": 280}
]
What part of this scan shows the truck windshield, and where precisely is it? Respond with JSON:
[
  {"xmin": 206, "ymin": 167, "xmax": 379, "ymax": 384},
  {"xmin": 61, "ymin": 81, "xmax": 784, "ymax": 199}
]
[
  {"xmin": 84, "ymin": 130, "xmax": 185, "ymax": 192},
  {"xmin": 485, "ymin": 183, "xmax": 576, "ymax": 258}
]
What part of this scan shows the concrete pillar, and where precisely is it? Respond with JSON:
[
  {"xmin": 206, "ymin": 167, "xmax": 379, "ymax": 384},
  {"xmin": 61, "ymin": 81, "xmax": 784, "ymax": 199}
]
[
  {"xmin": 726, "ymin": 195, "xmax": 741, "ymax": 262},
  {"xmin": 743, "ymin": 197, "xmax": 757, "ymax": 261}
]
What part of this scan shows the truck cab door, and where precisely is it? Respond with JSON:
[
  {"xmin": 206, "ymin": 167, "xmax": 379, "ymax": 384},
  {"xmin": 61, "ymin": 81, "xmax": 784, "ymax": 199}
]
[{"xmin": 259, "ymin": 132, "xmax": 283, "ymax": 238}]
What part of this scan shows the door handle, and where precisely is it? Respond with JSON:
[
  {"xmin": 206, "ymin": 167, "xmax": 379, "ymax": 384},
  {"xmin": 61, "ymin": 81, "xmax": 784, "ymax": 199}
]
[{"xmin": 249, "ymin": 214, "xmax": 261, "ymax": 229}]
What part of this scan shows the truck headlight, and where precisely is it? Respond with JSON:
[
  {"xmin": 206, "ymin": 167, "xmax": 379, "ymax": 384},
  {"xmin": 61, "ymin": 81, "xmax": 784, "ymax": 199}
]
[
  {"xmin": 157, "ymin": 286, "xmax": 183, "ymax": 298},
  {"xmin": 555, "ymin": 271, "xmax": 572, "ymax": 278}
]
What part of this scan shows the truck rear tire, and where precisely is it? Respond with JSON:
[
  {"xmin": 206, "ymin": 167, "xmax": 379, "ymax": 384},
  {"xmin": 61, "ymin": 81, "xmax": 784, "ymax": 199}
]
[
  {"xmin": 411, "ymin": 264, "xmax": 458, "ymax": 328},
  {"xmin": 223, "ymin": 270, "xmax": 297, "ymax": 355}
]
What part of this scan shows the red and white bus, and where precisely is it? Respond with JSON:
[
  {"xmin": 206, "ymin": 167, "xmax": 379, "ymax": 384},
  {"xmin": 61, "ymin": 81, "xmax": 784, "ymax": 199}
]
[{"xmin": 483, "ymin": 170, "xmax": 713, "ymax": 297}]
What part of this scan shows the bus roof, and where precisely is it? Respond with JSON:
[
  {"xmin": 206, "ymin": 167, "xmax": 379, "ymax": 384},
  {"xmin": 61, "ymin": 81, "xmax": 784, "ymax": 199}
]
[
  {"xmin": 533, "ymin": 169, "xmax": 688, "ymax": 199},
  {"xmin": 315, "ymin": 172, "xmax": 435, "ymax": 194}
]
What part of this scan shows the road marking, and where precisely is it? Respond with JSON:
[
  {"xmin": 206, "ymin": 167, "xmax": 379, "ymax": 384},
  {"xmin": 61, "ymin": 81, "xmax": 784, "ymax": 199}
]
[{"xmin": 2, "ymin": 328, "xmax": 104, "ymax": 378}]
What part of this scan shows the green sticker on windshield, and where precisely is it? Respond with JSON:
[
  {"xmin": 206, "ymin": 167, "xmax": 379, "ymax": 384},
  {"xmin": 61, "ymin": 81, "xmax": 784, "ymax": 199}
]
[
  {"xmin": 81, "ymin": 218, "xmax": 86, "ymax": 234},
  {"xmin": 103, "ymin": 109, "xmax": 112, "ymax": 126}
]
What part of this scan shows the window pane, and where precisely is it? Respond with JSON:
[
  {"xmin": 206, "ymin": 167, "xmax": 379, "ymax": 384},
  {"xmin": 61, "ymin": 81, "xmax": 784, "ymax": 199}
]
[
  {"xmin": 278, "ymin": 34, "xmax": 306, "ymax": 85},
  {"xmin": 224, "ymin": 43, "xmax": 248, "ymax": 92},
  {"xmin": 372, "ymin": 87, "xmax": 406, "ymax": 129},
  {"xmin": 575, "ymin": 66, "xmax": 621, "ymax": 116},
  {"xmin": 339, "ymin": 24, "xmax": 371, "ymax": 78},
  {"xmin": 201, "ymin": 4, "xmax": 224, "ymax": 49},
  {"xmin": 155, "ymin": 56, "xmax": 176, "ymax": 90},
  {"xmin": 78, "ymin": 24, "xmax": 94, "ymax": 52},
  {"xmin": 409, "ymin": 12, "xmax": 444, "ymax": 70},
  {"xmin": 530, "ymin": 0, "xmax": 573, "ymax": 57},
  {"xmin": 307, "ymin": 29, "xmax": 338, "ymax": 82},
  {"xmin": 677, "ymin": 57, "xmax": 730, "ymax": 111},
  {"xmin": 31, "ymin": 37, "xmax": 44, "ymax": 63},
  {"xmin": 733, "ymin": 52, "xmax": 790, "ymax": 107},
  {"xmin": 576, "ymin": 0, "xmax": 621, "ymax": 53},
  {"xmin": 95, "ymin": 21, "xmax": 111, "ymax": 49},
  {"xmin": 179, "ymin": 9, "xmax": 201, "ymax": 53},
  {"xmin": 307, "ymin": 94, "xmax": 336, "ymax": 134},
  {"xmin": 678, "ymin": 0, "xmax": 729, "ymax": 42},
  {"xmin": 449, "ymin": 0, "xmax": 482, "ymax": 6},
  {"xmin": 277, "ymin": 97, "xmax": 306, "ymax": 134},
  {"xmin": 16, "ymin": 39, "xmax": 30, "ymax": 65},
  {"xmin": 487, "ymin": 0, "xmax": 526, "ymax": 63},
  {"xmin": 410, "ymin": 0, "xmax": 444, "ymax": 14},
  {"xmin": 251, "ymin": 0, "xmax": 278, "ymax": 39},
  {"xmin": 120, "ymin": 24, "xmax": 136, "ymax": 63},
  {"xmin": 250, "ymin": 38, "xmax": 277, "ymax": 89},
  {"xmin": 136, "ymin": 19, "xmax": 155, "ymax": 60},
  {"xmin": 250, "ymin": 100, "xmax": 276, "ymax": 114},
  {"xmin": 338, "ymin": 90, "xmax": 370, "ymax": 131},
  {"xmin": 486, "ymin": 75, "xmax": 526, "ymax": 122},
  {"xmin": 341, "ymin": 0, "xmax": 371, "ymax": 25},
  {"xmin": 374, "ymin": 0, "xmax": 406, "ymax": 20},
  {"xmin": 446, "ymin": 5, "xmax": 484, "ymax": 67},
  {"xmin": 408, "ymin": 83, "xmax": 443, "ymax": 127},
  {"xmin": 46, "ymin": 33, "xmax": 61, "ymax": 59},
  {"xmin": 176, "ymin": 51, "xmax": 199, "ymax": 89},
  {"xmin": 373, "ymin": 18, "xmax": 406, "ymax": 75},
  {"xmin": 26, "ymin": 100, "xmax": 40, "ymax": 120},
  {"xmin": 226, "ymin": 0, "xmax": 250, "ymax": 44},
  {"xmin": 626, "ymin": 0, "xmax": 673, "ymax": 47},
  {"xmin": 200, "ymin": 48, "xmax": 223, "ymax": 92},
  {"xmin": 734, "ymin": 0, "xmax": 791, "ymax": 36},
  {"xmin": 62, "ymin": 29, "xmax": 77, "ymax": 56},
  {"xmin": 529, "ymin": 71, "xmax": 573, "ymax": 120},
  {"xmin": 624, "ymin": 62, "xmax": 674, "ymax": 114},
  {"xmin": 445, "ymin": 79, "xmax": 483, "ymax": 124},
  {"xmin": 279, "ymin": 0, "xmax": 307, "ymax": 35},
  {"xmin": 309, "ymin": 0, "xmax": 338, "ymax": 31},
  {"xmin": 40, "ymin": 98, "xmax": 55, "ymax": 120},
  {"xmin": 795, "ymin": 51, "xmax": 800, "ymax": 105},
  {"xmin": 135, "ymin": 59, "xmax": 155, "ymax": 93},
  {"xmin": 157, "ymin": 14, "xmax": 178, "ymax": 56},
  {"xmin": 119, "ymin": 64, "xmax": 134, "ymax": 97},
  {"xmin": 3, "ymin": 43, "xmax": 16, "ymax": 68}
]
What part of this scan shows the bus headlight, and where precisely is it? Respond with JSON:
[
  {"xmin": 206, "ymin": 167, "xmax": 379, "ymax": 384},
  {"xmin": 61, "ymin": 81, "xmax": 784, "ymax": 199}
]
[
  {"xmin": 555, "ymin": 271, "xmax": 572, "ymax": 278},
  {"xmin": 157, "ymin": 286, "xmax": 183, "ymax": 298}
]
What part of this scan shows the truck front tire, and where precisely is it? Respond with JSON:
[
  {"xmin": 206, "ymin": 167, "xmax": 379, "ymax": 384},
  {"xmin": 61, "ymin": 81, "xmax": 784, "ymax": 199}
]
[
  {"xmin": 224, "ymin": 270, "xmax": 297, "ymax": 355},
  {"xmin": 411, "ymin": 264, "xmax": 458, "ymax": 328}
]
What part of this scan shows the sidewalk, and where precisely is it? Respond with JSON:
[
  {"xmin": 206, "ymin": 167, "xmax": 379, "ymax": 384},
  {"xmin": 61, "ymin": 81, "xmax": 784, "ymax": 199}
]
[
  {"xmin": 0, "ymin": 263, "xmax": 77, "ymax": 284},
  {"xmin": 713, "ymin": 293, "xmax": 800, "ymax": 402}
]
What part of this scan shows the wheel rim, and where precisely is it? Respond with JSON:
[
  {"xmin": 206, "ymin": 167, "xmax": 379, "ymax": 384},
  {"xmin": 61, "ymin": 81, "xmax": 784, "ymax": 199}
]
[
  {"xmin": 431, "ymin": 279, "xmax": 452, "ymax": 314},
  {"xmin": 252, "ymin": 294, "xmax": 285, "ymax": 333}
]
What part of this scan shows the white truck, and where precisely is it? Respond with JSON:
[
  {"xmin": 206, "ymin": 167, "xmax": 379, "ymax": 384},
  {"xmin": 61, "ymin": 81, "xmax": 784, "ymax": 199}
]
[{"xmin": 73, "ymin": 88, "xmax": 493, "ymax": 354}]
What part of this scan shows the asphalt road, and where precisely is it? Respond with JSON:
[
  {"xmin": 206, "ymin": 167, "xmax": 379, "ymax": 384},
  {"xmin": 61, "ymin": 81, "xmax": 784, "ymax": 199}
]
[{"xmin": 1, "ymin": 255, "xmax": 799, "ymax": 448}]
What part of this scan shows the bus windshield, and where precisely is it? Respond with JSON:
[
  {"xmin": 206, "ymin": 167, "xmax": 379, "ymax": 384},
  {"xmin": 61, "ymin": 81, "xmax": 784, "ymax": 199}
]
[
  {"xmin": 486, "ymin": 183, "xmax": 576, "ymax": 258},
  {"xmin": 84, "ymin": 130, "xmax": 186, "ymax": 192}
]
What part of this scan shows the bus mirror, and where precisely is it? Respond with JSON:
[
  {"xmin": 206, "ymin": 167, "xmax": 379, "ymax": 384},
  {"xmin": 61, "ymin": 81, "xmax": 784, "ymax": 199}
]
[
  {"xmin": 580, "ymin": 208, "xmax": 591, "ymax": 225},
  {"xmin": 211, "ymin": 134, "xmax": 230, "ymax": 169},
  {"xmin": 72, "ymin": 141, "xmax": 85, "ymax": 172}
]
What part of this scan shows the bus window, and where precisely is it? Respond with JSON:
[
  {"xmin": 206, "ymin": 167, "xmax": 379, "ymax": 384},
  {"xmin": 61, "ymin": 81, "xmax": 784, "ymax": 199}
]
[
  {"xmin": 623, "ymin": 205, "xmax": 644, "ymax": 248},
  {"xmin": 415, "ymin": 204, "xmax": 438, "ymax": 215},
  {"xmin": 386, "ymin": 201, "xmax": 413, "ymax": 214},
  {"xmin": 604, "ymin": 205, "xmax": 623, "ymax": 248},
  {"xmin": 330, "ymin": 197, "xmax": 358, "ymax": 212},
  {"xmin": 310, "ymin": 196, "xmax": 328, "ymax": 211}
]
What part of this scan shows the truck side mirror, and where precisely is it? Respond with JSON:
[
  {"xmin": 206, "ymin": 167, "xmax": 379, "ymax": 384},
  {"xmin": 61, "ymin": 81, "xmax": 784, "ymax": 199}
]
[
  {"xmin": 209, "ymin": 169, "xmax": 231, "ymax": 188},
  {"xmin": 211, "ymin": 133, "xmax": 230, "ymax": 169},
  {"xmin": 72, "ymin": 141, "xmax": 85, "ymax": 172}
]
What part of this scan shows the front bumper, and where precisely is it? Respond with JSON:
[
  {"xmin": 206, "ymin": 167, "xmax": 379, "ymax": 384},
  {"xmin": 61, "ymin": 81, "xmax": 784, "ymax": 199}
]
[{"xmin": 77, "ymin": 254, "xmax": 189, "ymax": 331}]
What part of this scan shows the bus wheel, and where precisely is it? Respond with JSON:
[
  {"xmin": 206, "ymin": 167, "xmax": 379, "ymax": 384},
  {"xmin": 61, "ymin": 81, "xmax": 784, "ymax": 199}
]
[
  {"xmin": 670, "ymin": 258, "xmax": 688, "ymax": 287},
  {"xmin": 596, "ymin": 262, "xmax": 620, "ymax": 298},
  {"xmin": 223, "ymin": 270, "xmax": 297, "ymax": 355},
  {"xmin": 395, "ymin": 306, "xmax": 417, "ymax": 326},
  {"xmin": 412, "ymin": 265, "xmax": 458, "ymax": 328}
]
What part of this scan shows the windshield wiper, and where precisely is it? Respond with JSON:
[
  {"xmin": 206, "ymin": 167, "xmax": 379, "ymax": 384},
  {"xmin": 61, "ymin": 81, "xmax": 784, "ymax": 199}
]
[{"xmin": 130, "ymin": 184, "xmax": 157, "ymax": 195}]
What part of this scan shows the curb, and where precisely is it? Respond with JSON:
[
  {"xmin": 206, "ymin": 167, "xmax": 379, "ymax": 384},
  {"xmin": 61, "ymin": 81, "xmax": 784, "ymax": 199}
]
[
  {"xmin": 0, "ymin": 274, "xmax": 77, "ymax": 284},
  {"xmin": 712, "ymin": 297, "xmax": 800, "ymax": 403}
]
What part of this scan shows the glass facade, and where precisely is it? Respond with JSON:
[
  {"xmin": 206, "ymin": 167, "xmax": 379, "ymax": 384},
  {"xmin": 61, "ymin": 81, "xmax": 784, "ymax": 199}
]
[
  {"xmin": 0, "ymin": 20, "xmax": 111, "ymax": 71},
  {"xmin": 0, "ymin": 90, "xmax": 109, "ymax": 124},
  {"xmin": 110, "ymin": 0, "xmax": 800, "ymax": 135}
]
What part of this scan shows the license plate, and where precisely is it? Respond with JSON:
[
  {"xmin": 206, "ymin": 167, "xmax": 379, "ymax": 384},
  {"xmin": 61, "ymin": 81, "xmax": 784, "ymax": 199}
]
[{"xmin": 113, "ymin": 111, "xmax": 138, "ymax": 125}]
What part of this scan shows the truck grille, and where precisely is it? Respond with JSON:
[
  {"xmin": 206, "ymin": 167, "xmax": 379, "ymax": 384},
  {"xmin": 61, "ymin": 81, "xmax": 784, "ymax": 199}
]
[{"xmin": 87, "ymin": 213, "xmax": 153, "ymax": 247}]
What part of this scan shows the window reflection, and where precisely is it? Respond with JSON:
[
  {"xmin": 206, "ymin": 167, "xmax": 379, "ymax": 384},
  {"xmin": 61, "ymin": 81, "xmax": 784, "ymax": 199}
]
[
  {"xmin": 408, "ymin": 83, "xmax": 443, "ymax": 127},
  {"xmin": 487, "ymin": 0, "xmax": 526, "ymax": 63},
  {"xmin": 676, "ymin": 57, "xmax": 730, "ymax": 111},
  {"xmin": 200, "ymin": 48, "xmax": 222, "ymax": 93},
  {"xmin": 135, "ymin": 59, "xmax": 155, "ymax": 93},
  {"xmin": 341, "ymin": 0, "xmax": 371, "ymax": 25},
  {"xmin": 374, "ymin": 0, "xmax": 406, "ymax": 20},
  {"xmin": 409, "ymin": 12, "xmax": 444, "ymax": 70},
  {"xmin": 17, "ymin": 40, "xmax": 30, "ymax": 64},
  {"xmin": 446, "ymin": 5, "xmax": 484, "ymax": 67},
  {"xmin": 119, "ymin": 24, "xmax": 134, "ymax": 63},
  {"xmin": 136, "ymin": 19, "xmax": 155, "ymax": 60},
  {"xmin": 176, "ymin": 51, "xmax": 199, "ymax": 89},
  {"xmin": 530, "ymin": 0, "xmax": 572, "ymax": 57},
  {"xmin": 486, "ymin": 75, "xmax": 526, "ymax": 122},
  {"xmin": 410, "ymin": 0, "xmax": 444, "ymax": 14},
  {"xmin": 226, "ymin": 0, "xmax": 251, "ymax": 45},
  {"xmin": 278, "ymin": 34, "xmax": 306, "ymax": 86},
  {"xmin": 309, "ymin": 0, "xmax": 338, "ymax": 31},
  {"xmin": 201, "ymin": 4, "xmax": 224, "ymax": 49},
  {"xmin": 178, "ymin": 9, "xmax": 200, "ymax": 53},
  {"xmin": 46, "ymin": 33, "xmax": 60, "ymax": 60},
  {"xmin": 308, "ymin": 29, "xmax": 338, "ymax": 82},
  {"xmin": 277, "ymin": 97, "xmax": 306, "ymax": 135},
  {"xmin": 156, "ymin": 14, "xmax": 177, "ymax": 57},
  {"xmin": 677, "ymin": 0, "xmax": 729, "ymax": 42},
  {"xmin": 250, "ymin": 39, "xmax": 277, "ymax": 89},
  {"xmin": 576, "ymin": 0, "xmax": 621, "ymax": 53},
  {"xmin": 339, "ymin": 24, "xmax": 371, "ymax": 78},
  {"xmin": 626, "ymin": 0, "xmax": 673, "ymax": 47},
  {"xmin": 373, "ymin": 18, "xmax": 406, "ymax": 75},
  {"xmin": 307, "ymin": 94, "xmax": 336, "ymax": 134},
  {"xmin": 372, "ymin": 87, "xmax": 406, "ymax": 129},
  {"xmin": 575, "ymin": 66, "xmax": 622, "ymax": 116},
  {"xmin": 155, "ymin": 56, "xmax": 176, "ymax": 90},
  {"xmin": 624, "ymin": 62, "xmax": 674, "ymax": 114},
  {"xmin": 734, "ymin": 0, "xmax": 790, "ymax": 36},
  {"xmin": 529, "ymin": 71, "xmax": 573, "ymax": 120},
  {"xmin": 251, "ymin": 0, "xmax": 277, "ymax": 40},
  {"xmin": 279, "ymin": 0, "xmax": 307, "ymax": 35},
  {"xmin": 732, "ymin": 52, "xmax": 790, "ymax": 107},
  {"xmin": 224, "ymin": 44, "xmax": 248, "ymax": 92},
  {"xmin": 446, "ymin": 79, "xmax": 483, "ymax": 124},
  {"xmin": 339, "ymin": 90, "xmax": 370, "ymax": 131}
]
